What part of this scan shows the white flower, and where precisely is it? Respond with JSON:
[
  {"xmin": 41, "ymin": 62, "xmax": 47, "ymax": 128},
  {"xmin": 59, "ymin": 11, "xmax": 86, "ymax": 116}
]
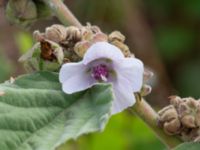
[{"xmin": 59, "ymin": 42, "xmax": 144, "ymax": 114}]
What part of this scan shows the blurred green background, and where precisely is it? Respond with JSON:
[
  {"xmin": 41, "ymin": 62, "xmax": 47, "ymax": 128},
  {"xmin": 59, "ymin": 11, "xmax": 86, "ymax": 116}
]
[{"xmin": 0, "ymin": 0, "xmax": 200, "ymax": 149}]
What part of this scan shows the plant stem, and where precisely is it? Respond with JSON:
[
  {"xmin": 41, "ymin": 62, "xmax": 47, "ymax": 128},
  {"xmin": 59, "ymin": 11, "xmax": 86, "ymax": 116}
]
[
  {"xmin": 132, "ymin": 97, "xmax": 182, "ymax": 149},
  {"xmin": 42, "ymin": 0, "xmax": 82, "ymax": 27},
  {"xmin": 42, "ymin": 0, "xmax": 182, "ymax": 149}
]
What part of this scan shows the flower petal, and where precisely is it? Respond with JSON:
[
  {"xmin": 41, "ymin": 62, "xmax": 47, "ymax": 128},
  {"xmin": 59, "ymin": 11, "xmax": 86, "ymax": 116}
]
[
  {"xmin": 59, "ymin": 61, "xmax": 95, "ymax": 94},
  {"xmin": 59, "ymin": 62, "xmax": 86, "ymax": 83},
  {"xmin": 83, "ymin": 42, "xmax": 124, "ymax": 65},
  {"xmin": 112, "ymin": 81, "xmax": 136, "ymax": 114},
  {"xmin": 114, "ymin": 57, "xmax": 144, "ymax": 92},
  {"xmin": 62, "ymin": 73, "xmax": 95, "ymax": 94}
]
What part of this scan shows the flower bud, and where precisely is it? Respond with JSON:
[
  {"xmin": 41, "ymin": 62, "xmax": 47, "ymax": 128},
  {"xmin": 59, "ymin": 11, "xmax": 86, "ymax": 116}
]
[
  {"xmin": 6, "ymin": 0, "xmax": 37, "ymax": 28},
  {"xmin": 19, "ymin": 40, "xmax": 64, "ymax": 72},
  {"xmin": 110, "ymin": 40, "xmax": 131, "ymax": 57},
  {"xmin": 66, "ymin": 26, "xmax": 82, "ymax": 42},
  {"xmin": 74, "ymin": 41, "xmax": 91, "ymax": 58},
  {"xmin": 108, "ymin": 31, "xmax": 125, "ymax": 43},
  {"xmin": 140, "ymin": 85, "xmax": 152, "ymax": 96},
  {"xmin": 169, "ymin": 96, "xmax": 182, "ymax": 108},
  {"xmin": 181, "ymin": 115, "xmax": 196, "ymax": 128},
  {"xmin": 33, "ymin": 30, "xmax": 45, "ymax": 42},
  {"xmin": 81, "ymin": 27, "xmax": 94, "ymax": 41},
  {"xmin": 143, "ymin": 68, "xmax": 154, "ymax": 82},
  {"xmin": 92, "ymin": 32, "xmax": 108, "ymax": 43},
  {"xmin": 158, "ymin": 105, "xmax": 181, "ymax": 135},
  {"xmin": 45, "ymin": 24, "xmax": 67, "ymax": 43}
]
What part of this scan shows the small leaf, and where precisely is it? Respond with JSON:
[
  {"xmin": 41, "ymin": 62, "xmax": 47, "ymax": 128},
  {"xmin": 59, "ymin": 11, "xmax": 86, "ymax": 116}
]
[
  {"xmin": 0, "ymin": 71, "xmax": 113, "ymax": 150},
  {"xmin": 173, "ymin": 142, "xmax": 200, "ymax": 150}
]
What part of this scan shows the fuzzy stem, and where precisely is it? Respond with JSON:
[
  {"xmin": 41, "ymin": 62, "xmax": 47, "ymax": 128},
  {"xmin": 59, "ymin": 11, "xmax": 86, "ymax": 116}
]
[
  {"xmin": 42, "ymin": 0, "xmax": 82, "ymax": 27},
  {"xmin": 132, "ymin": 97, "xmax": 182, "ymax": 149}
]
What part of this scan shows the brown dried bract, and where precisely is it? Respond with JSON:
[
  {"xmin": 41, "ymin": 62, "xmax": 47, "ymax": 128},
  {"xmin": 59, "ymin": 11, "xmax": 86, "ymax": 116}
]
[{"xmin": 40, "ymin": 40, "xmax": 56, "ymax": 61}]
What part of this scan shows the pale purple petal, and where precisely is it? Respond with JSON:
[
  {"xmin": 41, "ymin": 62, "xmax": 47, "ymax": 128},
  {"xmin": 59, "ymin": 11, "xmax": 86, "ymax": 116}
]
[
  {"xmin": 59, "ymin": 62, "xmax": 86, "ymax": 83},
  {"xmin": 83, "ymin": 42, "xmax": 124, "ymax": 65},
  {"xmin": 114, "ymin": 57, "xmax": 144, "ymax": 92},
  {"xmin": 112, "ymin": 80, "xmax": 136, "ymax": 114},
  {"xmin": 62, "ymin": 73, "xmax": 95, "ymax": 94}
]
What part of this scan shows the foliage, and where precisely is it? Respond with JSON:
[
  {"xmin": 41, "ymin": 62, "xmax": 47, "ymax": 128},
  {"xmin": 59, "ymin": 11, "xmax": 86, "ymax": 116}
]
[
  {"xmin": 0, "ymin": 71, "xmax": 113, "ymax": 150},
  {"xmin": 173, "ymin": 142, "xmax": 200, "ymax": 150}
]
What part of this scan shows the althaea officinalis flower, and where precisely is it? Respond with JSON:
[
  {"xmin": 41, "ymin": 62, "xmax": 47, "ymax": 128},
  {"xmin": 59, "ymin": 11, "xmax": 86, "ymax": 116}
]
[{"xmin": 59, "ymin": 42, "xmax": 144, "ymax": 114}]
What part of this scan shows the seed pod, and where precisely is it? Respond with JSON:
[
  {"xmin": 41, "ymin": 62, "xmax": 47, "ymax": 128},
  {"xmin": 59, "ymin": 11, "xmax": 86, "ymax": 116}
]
[{"xmin": 45, "ymin": 24, "xmax": 67, "ymax": 43}]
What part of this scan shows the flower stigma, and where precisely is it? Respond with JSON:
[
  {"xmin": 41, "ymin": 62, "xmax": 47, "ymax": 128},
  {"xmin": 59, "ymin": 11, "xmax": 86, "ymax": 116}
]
[{"xmin": 91, "ymin": 64, "xmax": 109, "ymax": 82}]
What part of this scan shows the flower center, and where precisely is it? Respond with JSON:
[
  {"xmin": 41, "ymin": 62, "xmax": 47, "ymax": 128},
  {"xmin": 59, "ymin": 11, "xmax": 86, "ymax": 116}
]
[{"xmin": 91, "ymin": 64, "xmax": 109, "ymax": 82}]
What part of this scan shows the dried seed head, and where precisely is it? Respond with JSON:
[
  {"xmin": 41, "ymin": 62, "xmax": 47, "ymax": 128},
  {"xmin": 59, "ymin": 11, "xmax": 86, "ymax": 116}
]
[
  {"xmin": 108, "ymin": 31, "xmax": 125, "ymax": 43},
  {"xmin": 45, "ymin": 24, "xmax": 67, "ymax": 43}
]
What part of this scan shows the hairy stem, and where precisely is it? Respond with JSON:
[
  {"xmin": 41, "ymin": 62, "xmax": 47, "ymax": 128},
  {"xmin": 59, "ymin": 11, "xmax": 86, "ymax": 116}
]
[
  {"xmin": 42, "ymin": 0, "xmax": 82, "ymax": 27},
  {"xmin": 132, "ymin": 97, "xmax": 182, "ymax": 149}
]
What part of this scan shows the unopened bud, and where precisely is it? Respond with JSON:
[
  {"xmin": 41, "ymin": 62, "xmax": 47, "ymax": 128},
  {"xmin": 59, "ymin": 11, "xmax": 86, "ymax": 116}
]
[
  {"xmin": 33, "ymin": 30, "xmax": 45, "ymax": 42},
  {"xmin": 158, "ymin": 105, "xmax": 181, "ymax": 135},
  {"xmin": 140, "ymin": 84, "xmax": 152, "ymax": 96},
  {"xmin": 110, "ymin": 40, "xmax": 131, "ymax": 57},
  {"xmin": 143, "ymin": 68, "xmax": 154, "ymax": 82},
  {"xmin": 181, "ymin": 115, "xmax": 196, "ymax": 128},
  {"xmin": 66, "ymin": 26, "xmax": 82, "ymax": 42},
  {"xmin": 74, "ymin": 41, "xmax": 91, "ymax": 57},
  {"xmin": 108, "ymin": 31, "xmax": 125, "ymax": 43},
  {"xmin": 92, "ymin": 32, "xmax": 108, "ymax": 43},
  {"xmin": 6, "ymin": 0, "xmax": 37, "ymax": 28},
  {"xmin": 19, "ymin": 40, "xmax": 64, "ymax": 72},
  {"xmin": 45, "ymin": 24, "xmax": 67, "ymax": 43}
]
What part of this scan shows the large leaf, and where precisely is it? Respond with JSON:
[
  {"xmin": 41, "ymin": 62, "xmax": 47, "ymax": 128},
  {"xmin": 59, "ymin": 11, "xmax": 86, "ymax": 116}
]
[
  {"xmin": 0, "ymin": 71, "xmax": 113, "ymax": 150},
  {"xmin": 173, "ymin": 142, "xmax": 200, "ymax": 150}
]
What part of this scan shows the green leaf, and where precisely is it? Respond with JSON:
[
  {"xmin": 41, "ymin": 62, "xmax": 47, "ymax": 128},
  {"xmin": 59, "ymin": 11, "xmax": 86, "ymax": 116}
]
[
  {"xmin": 173, "ymin": 142, "xmax": 200, "ymax": 150},
  {"xmin": 0, "ymin": 71, "xmax": 113, "ymax": 150}
]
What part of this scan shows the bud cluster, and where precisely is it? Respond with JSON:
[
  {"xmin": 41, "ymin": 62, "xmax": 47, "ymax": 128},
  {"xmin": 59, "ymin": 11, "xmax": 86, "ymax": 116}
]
[
  {"xmin": 158, "ymin": 96, "xmax": 200, "ymax": 142},
  {"xmin": 20, "ymin": 24, "xmax": 133, "ymax": 72},
  {"xmin": 19, "ymin": 24, "xmax": 152, "ymax": 96}
]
